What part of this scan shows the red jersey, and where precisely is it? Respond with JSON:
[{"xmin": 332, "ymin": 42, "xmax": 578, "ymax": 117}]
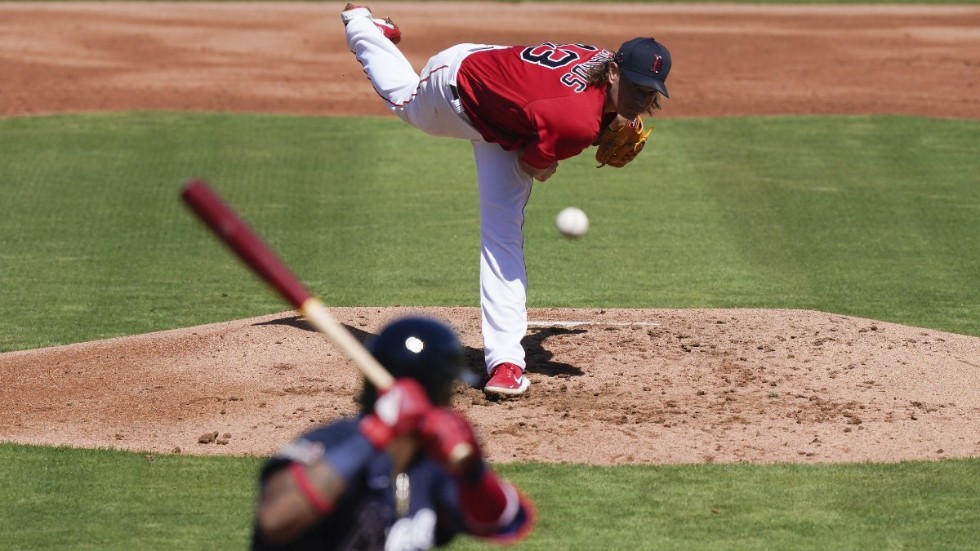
[{"xmin": 455, "ymin": 43, "xmax": 613, "ymax": 169}]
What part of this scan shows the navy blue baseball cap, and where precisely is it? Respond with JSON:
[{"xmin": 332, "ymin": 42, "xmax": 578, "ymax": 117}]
[{"xmin": 615, "ymin": 37, "xmax": 671, "ymax": 98}]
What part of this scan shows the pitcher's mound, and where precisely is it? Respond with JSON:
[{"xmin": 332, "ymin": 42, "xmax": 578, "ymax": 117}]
[{"xmin": 2, "ymin": 307, "xmax": 978, "ymax": 465}]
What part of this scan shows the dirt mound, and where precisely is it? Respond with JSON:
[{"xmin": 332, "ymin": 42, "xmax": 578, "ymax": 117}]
[
  {"xmin": 2, "ymin": 3, "xmax": 978, "ymax": 119},
  {"xmin": 2, "ymin": 308, "xmax": 978, "ymax": 464}
]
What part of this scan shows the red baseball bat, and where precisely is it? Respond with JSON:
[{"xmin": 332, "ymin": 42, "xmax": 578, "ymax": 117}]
[
  {"xmin": 180, "ymin": 179, "xmax": 394, "ymax": 390},
  {"xmin": 181, "ymin": 179, "xmax": 473, "ymax": 466}
]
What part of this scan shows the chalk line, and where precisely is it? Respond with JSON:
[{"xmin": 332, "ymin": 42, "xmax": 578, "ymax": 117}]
[{"xmin": 527, "ymin": 321, "xmax": 660, "ymax": 328}]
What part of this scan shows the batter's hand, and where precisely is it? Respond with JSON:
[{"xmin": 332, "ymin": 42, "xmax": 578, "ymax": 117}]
[
  {"xmin": 418, "ymin": 408, "xmax": 483, "ymax": 478},
  {"xmin": 359, "ymin": 379, "xmax": 432, "ymax": 449}
]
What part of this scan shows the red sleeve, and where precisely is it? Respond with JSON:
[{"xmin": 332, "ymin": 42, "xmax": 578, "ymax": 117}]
[{"xmin": 457, "ymin": 468, "xmax": 536, "ymax": 543}]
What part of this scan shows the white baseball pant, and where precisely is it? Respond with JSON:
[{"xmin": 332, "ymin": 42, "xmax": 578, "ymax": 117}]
[{"xmin": 344, "ymin": 16, "xmax": 530, "ymax": 373}]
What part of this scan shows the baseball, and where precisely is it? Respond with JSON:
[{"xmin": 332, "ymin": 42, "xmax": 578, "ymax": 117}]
[{"xmin": 555, "ymin": 207, "xmax": 589, "ymax": 238}]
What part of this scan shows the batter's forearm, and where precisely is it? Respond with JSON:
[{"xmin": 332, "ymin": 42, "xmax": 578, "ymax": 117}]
[
  {"xmin": 257, "ymin": 431, "xmax": 376, "ymax": 543},
  {"xmin": 255, "ymin": 460, "xmax": 346, "ymax": 543}
]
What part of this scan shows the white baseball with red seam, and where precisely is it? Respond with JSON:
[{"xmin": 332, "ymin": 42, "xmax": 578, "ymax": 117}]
[{"xmin": 555, "ymin": 207, "xmax": 589, "ymax": 239}]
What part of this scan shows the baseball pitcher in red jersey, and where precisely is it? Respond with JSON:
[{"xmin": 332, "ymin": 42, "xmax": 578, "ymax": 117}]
[{"xmin": 341, "ymin": 4, "xmax": 671, "ymax": 398}]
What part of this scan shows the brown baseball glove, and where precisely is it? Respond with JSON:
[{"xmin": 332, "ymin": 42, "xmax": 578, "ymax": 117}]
[{"xmin": 594, "ymin": 116, "xmax": 653, "ymax": 168}]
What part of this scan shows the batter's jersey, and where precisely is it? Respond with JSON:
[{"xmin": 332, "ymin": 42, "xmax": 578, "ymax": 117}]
[
  {"xmin": 251, "ymin": 419, "xmax": 531, "ymax": 551},
  {"xmin": 455, "ymin": 42, "xmax": 613, "ymax": 169}
]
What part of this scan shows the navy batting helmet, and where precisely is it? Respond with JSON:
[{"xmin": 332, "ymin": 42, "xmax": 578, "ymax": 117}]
[{"xmin": 359, "ymin": 316, "xmax": 465, "ymax": 408}]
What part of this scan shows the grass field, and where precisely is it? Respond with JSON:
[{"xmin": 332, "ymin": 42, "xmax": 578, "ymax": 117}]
[
  {"xmin": 1, "ymin": 111, "xmax": 978, "ymax": 549},
  {"xmin": 1, "ymin": 445, "xmax": 978, "ymax": 550},
  {"xmin": 1, "ymin": 113, "xmax": 977, "ymax": 353}
]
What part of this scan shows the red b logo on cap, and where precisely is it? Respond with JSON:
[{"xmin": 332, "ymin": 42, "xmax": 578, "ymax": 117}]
[{"xmin": 650, "ymin": 55, "xmax": 664, "ymax": 74}]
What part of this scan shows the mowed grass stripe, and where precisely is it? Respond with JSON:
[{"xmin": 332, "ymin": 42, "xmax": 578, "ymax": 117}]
[
  {"xmin": 664, "ymin": 117, "xmax": 978, "ymax": 320},
  {"xmin": 0, "ymin": 112, "xmax": 977, "ymax": 353},
  {"xmin": 1, "ymin": 444, "xmax": 978, "ymax": 550},
  {"xmin": 0, "ymin": 113, "xmax": 479, "ymax": 350}
]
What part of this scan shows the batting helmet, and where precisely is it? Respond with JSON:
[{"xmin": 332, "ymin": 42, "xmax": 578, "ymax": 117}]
[{"xmin": 359, "ymin": 316, "xmax": 465, "ymax": 408}]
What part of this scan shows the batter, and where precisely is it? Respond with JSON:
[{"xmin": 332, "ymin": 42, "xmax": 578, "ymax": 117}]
[{"xmin": 252, "ymin": 317, "xmax": 534, "ymax": 549}]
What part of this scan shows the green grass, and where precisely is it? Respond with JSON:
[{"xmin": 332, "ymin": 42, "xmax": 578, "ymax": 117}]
[
  {"xmin": 1, "ymin": 111, "xmax": 978, "ymax": 549},
  {"xmin": 483, "ymin": 461, "xmax": 980, "ymax": 551},
  {"xmin": 0, "ymin": 444, "xmax": 259, "ymax": 550},
  {"xmin": 2, "ymin": 444, "xmax": 978, "ymax": 550},
  {"xmin": 1, "ymin": 113, "xmax": 977, "ymax": 352}
]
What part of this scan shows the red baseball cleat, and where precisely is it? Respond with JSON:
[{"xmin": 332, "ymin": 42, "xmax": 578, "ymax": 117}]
[
  {"xmin": 341, "ymin": 3, "xmax": 402, "ymax": 44},
  {"xmin": 375, "ymin": 17, "xmax": 401, "ymax": 45},
  {"xmin": 483, "ymin": 363, "xmax": 530, "ymax": 398}
]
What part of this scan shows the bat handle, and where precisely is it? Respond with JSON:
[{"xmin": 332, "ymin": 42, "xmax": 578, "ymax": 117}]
[{"xmin": 447, "ymin": 442, "xmax": 475, "ymax": 469}]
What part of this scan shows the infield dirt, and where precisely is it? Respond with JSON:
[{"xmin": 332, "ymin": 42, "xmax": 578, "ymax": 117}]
[{"xmin": 1, "ymin": 2, "xmax": 979, "ymax": 465}]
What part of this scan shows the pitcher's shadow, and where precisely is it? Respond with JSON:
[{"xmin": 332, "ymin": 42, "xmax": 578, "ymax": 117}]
[
  {"xmin": 254, "ymin": 316, "xmax": 585, "ymax": 387},
  {"xmin": 522, "ymin": 326, "xmax": 585, "ymax": 378}
]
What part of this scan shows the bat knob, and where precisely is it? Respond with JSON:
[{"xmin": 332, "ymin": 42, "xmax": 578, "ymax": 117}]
[{"xmin": 447, "ymin": 442, "xmax": 476, "ymax": 472}]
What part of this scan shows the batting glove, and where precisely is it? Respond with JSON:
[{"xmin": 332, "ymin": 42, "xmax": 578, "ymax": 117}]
[
  {"xmin": 418, "ymin": 408, "xmax": 483, "ymax": 479},
  {"xmin": 359, "ymin": 379, "xmax": 432, "ymax": 449}
]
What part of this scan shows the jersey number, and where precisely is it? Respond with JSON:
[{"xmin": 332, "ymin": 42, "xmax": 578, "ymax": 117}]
[
  {"xmin": 520, "ymin": 42, "xmax": 597, "ymax": 69},
  {"xmin": 521, "ymin": 42, "xmax": 599, "ymax": 92}
]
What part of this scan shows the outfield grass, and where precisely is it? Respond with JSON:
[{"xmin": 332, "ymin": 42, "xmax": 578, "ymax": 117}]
[
  {"xmin": 2, "ymin": 444, "xmax": 978, "ymax": 550},
  {"xmin": 2, "ymin": 112, "xmax": 978, "ymax": 549},
  {"xmin": 1, "ymin": 113, "xmax": 977, "ymax": 352},
  {"xmin": 0, "ymin": 444, "xmax": 258, "ymax": 550}
]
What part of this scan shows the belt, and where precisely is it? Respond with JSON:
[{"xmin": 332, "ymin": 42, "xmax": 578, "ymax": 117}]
[{"xmin": 449, "ymin": 84, "xmax": 460, "ymax": 100}]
